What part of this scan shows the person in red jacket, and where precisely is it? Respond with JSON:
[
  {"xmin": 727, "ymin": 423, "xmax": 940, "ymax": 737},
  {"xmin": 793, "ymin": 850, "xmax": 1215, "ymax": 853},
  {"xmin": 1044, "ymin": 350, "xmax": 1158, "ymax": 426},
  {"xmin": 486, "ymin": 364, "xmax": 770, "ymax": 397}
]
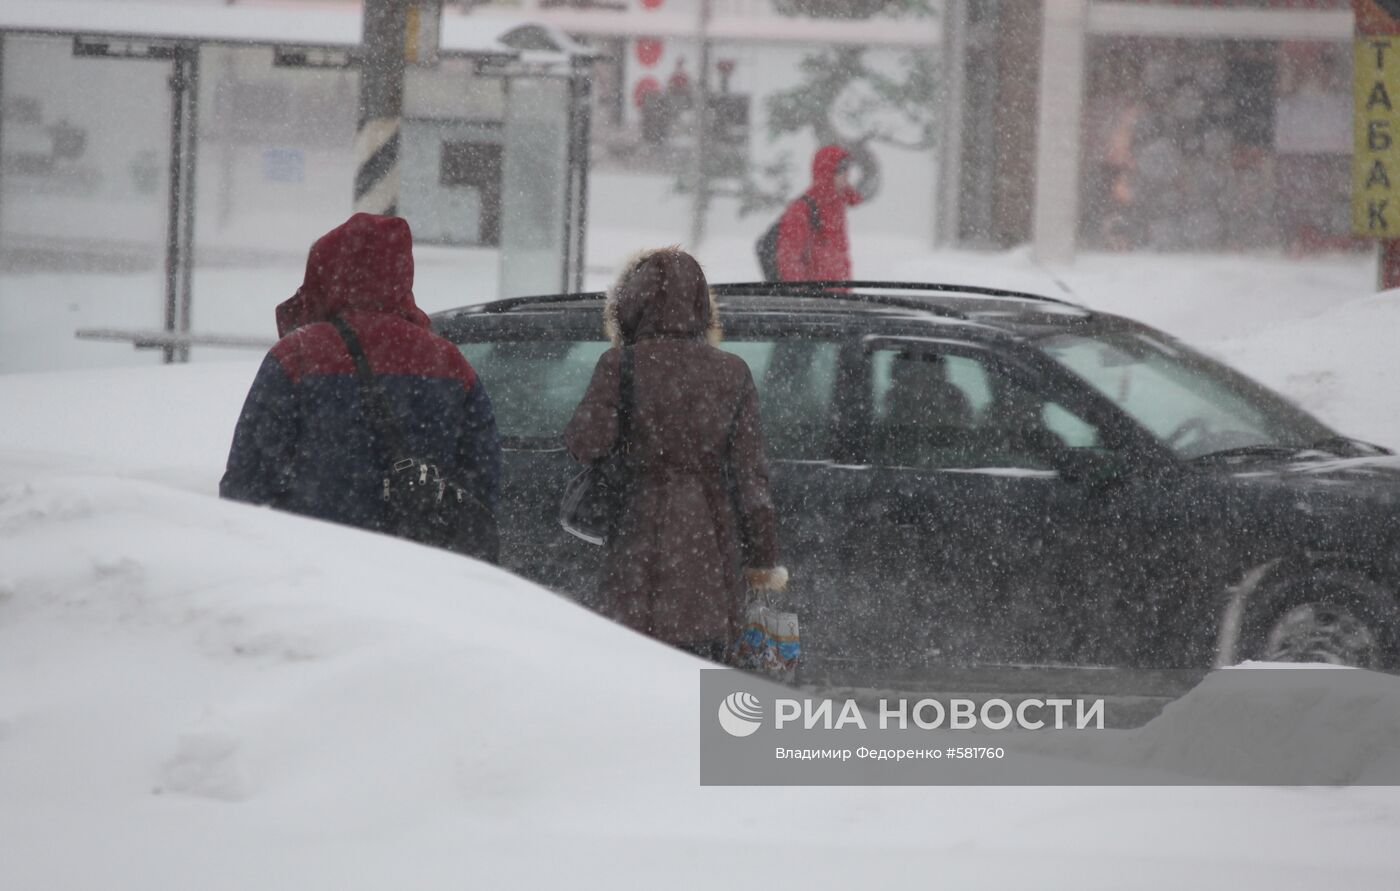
[
  {"xmin": 775, "ymin": 144, "xmax": 863, "ymax": 282},
  {"xmin": 221, "ymin": 213, "xmax": 501, "ymax": 552}
]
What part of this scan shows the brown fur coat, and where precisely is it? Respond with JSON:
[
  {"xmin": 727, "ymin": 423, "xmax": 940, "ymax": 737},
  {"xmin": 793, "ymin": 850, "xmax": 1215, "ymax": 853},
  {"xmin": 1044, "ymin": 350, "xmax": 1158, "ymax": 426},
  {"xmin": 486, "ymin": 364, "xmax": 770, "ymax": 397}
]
[{"xmin": 564, "ymin": 248, "xmax": 781, "ymax": 646}]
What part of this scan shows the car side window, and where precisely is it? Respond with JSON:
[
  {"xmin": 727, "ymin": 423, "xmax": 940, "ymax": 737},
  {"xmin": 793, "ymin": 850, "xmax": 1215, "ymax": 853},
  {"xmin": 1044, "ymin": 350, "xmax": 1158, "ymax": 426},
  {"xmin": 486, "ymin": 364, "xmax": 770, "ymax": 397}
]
[
  {"xmin": 462, "ymin": 340, "xmax": 609, "ymax": 444},
  {"xmin": 723, "ymin": 339, "xmax": 840, "ymax": 460},
  {"xmin": 869, "ymin": 348, "xmax": 1105, "ymax": 469},
  {"xmin": 462, "ymin": 338, "xmax": 839, "ymax": 459}
]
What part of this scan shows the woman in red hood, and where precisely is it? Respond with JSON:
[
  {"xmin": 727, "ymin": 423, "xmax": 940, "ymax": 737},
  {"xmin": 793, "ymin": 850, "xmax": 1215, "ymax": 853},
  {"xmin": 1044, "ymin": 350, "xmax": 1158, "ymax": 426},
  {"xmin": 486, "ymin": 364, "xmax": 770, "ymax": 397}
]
[
  {"xmin": 775, "ymin": 144, "xmax": 863, "ymax": 282},
  {"xmin": 221, "ymin": 213, "xmax": 501, "ymax": 547}
]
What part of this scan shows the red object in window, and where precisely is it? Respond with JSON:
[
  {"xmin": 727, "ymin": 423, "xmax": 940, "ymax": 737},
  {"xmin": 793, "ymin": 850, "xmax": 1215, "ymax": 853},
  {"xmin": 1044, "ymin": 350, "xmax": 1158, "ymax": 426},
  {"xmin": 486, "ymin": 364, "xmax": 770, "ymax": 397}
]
[
  {"xmin": 633, "ymin": 76, "xmax": 661, "ymax": 108},
  {"xmin": 1356, "ymin": 0, "xmax": 1400, "ymax": 35},
  {"xmin": 640, "ymin": 0, "xmax": 664, "ymax": 9},
  {"xmin": 635, "ymin": 38, "xmax": 663, "ymax": 67}
]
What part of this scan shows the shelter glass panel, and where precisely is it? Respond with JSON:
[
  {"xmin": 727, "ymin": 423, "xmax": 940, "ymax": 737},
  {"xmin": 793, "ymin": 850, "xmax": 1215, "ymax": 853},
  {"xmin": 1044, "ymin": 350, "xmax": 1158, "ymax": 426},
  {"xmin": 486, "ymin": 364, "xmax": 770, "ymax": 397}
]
[{"xmin": 0, "ymin": 34, "xmax": 172, "ymax": 372}]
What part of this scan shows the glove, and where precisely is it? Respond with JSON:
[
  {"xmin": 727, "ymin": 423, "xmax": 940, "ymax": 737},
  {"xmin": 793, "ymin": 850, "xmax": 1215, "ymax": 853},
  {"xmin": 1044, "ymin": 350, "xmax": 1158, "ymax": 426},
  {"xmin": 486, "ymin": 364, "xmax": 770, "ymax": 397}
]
[{"xmin": 744, "ymin": 566, "xmax": 789, "ymax": 593}]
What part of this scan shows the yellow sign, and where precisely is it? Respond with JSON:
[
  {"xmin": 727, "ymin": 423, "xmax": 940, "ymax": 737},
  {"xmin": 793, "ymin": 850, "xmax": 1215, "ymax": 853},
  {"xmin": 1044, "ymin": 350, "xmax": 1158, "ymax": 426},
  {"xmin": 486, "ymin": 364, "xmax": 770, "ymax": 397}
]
[{"xmin": 1354, "ymin": 38, "xmax": 1400, "ymax": 236}]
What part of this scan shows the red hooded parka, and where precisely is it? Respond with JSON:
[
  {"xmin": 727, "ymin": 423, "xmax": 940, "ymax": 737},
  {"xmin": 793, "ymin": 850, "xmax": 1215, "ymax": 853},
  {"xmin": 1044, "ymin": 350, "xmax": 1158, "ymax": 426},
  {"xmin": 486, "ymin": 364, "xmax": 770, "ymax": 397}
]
[
  {"xmin": 221, "ymin": 213, "xmax": 501, "ymax": 539},
  {"xmin": 775, "ymin": 144, "xmax": 863, "ymax": 282}
]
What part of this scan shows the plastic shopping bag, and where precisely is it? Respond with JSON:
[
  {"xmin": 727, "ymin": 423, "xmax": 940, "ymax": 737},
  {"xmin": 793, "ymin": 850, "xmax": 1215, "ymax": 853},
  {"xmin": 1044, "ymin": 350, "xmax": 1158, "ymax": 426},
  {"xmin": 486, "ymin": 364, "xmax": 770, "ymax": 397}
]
[{"xmin": 731, "ymin": 591, "xmax": 800, "ymax": 682}]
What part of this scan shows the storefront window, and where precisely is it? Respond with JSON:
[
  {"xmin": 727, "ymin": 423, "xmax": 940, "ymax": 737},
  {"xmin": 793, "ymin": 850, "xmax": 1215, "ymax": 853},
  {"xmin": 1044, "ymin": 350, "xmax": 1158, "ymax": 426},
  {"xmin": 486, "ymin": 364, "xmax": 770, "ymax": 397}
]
[{"xmin": 1079, "ymin": 35, "xmax": 1354, "ymax": 254}]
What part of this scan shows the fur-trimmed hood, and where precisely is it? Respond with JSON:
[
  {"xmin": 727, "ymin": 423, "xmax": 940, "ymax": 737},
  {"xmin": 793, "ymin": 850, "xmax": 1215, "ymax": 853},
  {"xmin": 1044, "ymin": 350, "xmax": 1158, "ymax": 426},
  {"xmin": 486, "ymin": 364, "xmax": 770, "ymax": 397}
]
[{"xmin": 603, "ymin": 246, "xmax": 722, "ymax": 348}]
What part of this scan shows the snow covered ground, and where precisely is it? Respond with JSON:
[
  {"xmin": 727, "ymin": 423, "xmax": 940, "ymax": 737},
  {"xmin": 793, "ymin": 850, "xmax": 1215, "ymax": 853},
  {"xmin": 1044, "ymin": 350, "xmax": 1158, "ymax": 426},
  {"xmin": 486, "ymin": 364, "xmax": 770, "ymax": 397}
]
[{"xmin": 3, "ymin": 413, "xmax": 1400, "ymax": 888}]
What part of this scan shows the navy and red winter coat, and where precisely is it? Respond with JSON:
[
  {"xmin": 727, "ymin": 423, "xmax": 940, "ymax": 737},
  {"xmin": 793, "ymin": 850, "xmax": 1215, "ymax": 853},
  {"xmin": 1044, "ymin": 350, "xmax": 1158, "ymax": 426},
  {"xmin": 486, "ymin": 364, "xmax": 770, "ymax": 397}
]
[
  {"xmin": 220, "ymin": 213, "xmax": 501, "ymax": 536},
  {"xmin": 775, "ymin": 144, "xmax": 863, "ymax": 282}
]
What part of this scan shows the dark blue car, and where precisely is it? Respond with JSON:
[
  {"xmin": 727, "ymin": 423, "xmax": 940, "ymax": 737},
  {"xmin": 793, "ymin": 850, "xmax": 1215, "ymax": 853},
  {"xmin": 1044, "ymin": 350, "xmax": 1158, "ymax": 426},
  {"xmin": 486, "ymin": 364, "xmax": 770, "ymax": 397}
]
[{"xmin": 436, "ymin": 282, "xmax": 1400, "ymax": 675}]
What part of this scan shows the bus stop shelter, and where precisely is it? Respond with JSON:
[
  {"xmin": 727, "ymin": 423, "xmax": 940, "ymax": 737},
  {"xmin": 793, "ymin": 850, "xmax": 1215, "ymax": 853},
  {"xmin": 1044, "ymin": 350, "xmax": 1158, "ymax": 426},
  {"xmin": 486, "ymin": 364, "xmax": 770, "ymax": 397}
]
[{"xmin": 0, "ymin": 0, "xmax": 595, "ymax": 362}]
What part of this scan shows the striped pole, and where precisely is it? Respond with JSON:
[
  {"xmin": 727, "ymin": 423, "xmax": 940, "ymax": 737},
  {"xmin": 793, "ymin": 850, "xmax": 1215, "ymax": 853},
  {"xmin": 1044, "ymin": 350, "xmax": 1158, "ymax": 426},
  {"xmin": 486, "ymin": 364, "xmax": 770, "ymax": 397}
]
[{"xmin": 355, "ymin": 0, "xmax": 409, "ymax": 216}]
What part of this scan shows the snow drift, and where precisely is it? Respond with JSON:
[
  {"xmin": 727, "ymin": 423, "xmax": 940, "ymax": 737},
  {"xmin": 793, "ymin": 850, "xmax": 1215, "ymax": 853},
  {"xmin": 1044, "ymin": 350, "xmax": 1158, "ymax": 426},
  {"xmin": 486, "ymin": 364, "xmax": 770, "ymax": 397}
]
[{"xmin": 2, "ymin": 463, "xmax": 1400, "ymax": 887}]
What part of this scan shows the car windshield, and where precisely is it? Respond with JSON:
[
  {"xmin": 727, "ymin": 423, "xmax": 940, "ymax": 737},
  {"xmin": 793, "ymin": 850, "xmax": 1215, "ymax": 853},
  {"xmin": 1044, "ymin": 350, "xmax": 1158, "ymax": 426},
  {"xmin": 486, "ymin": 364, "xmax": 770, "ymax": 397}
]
[{"xmin": 1038, "ymin": 329, "xmax": 1336, "ymax": 460}]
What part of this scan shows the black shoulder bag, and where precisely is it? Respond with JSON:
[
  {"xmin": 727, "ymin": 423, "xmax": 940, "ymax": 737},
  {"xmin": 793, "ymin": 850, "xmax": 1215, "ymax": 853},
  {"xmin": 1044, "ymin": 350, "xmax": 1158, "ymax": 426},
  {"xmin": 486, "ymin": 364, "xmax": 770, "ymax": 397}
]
[
  {"xmin": 559, "ymin": 347, "xmax": 635, "ymax": 546},
  {"xmin": 330, "ymin": 317, "xmax": 499, "ymax": 563}
]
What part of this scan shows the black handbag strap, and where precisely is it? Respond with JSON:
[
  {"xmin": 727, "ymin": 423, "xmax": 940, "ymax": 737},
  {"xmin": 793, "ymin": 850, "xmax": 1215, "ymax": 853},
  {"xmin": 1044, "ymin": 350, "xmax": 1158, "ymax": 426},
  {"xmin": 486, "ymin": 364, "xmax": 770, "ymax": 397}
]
[
  {"xmin": 330, "ymin": 316, "xmax": 409, "ymax": 463},
  {"xmin": 617, "ymin": 345, "xmax": 635, "ymax": 452},
  {"xmin": 798, "ymin": 195, "xmax": 820, "ymax": 267}
]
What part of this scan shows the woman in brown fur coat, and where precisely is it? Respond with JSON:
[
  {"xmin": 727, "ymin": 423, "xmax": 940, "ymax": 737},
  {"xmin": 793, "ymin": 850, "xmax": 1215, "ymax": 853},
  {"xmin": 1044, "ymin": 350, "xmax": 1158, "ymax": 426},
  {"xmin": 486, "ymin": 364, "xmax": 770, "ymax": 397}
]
[{"xmin": 564, "ymin": 248, "xmax": 788, "ymax": 660}]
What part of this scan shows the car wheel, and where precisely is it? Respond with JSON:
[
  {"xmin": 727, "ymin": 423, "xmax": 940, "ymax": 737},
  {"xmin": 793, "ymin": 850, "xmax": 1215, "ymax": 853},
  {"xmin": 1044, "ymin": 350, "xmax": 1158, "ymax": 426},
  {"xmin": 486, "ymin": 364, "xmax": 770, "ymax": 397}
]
[
  {"xmin": 1241, "ymin": 569, "xmax": 1397, "ymax": 669},
  {"xmin": 1261, "ymin": 602, "xmax": 1381, "ymax": 668}
]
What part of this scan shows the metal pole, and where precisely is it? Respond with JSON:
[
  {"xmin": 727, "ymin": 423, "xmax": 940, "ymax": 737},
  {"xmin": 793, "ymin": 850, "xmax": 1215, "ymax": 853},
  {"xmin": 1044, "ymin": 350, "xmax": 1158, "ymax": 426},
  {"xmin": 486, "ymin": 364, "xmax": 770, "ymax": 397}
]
[
  {"xmin": 217, "ymin": 50, "xmax": 235, "ymax": 230},
  {"xmin": 162, "ymin": 52, "xmax": 189, "ymax": 365},
  {"xmin": 176, "ymin": 47, "xmax": 200, "ymax": 363},
  {"xmin": 0, "ymin": 34, "xmax": 7, "ymax": 263},
  {"xmin": 355, "ymin": 0, "xmax": 409, "ymax": 215},
  {"xmin": 562, "ymin": 75, "xmax": 577, "ymax": 293},
  {"xmin": 935, "ymin": 0, "xmax": 967, "ymax": 248},
  {"xmin": 573, "ymin": 60, "xmax": 592, "ymax": 293},
  {"xmin": 1031, "ymin": 0, "xmax": 1088, "ymax": 264},
  {"xmin": 688, "ymin": 0, "xmax": 712, "ymax": 249}
]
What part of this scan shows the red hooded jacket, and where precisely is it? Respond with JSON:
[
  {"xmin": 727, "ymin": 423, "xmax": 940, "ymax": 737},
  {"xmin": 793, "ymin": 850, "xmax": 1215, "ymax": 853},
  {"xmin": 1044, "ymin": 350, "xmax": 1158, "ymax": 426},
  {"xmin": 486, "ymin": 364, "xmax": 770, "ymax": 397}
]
[
  {"xmin": 775, "ymin": 145, "xmax": 863, "ymax": 282},
  {"xmin": 221, "ymin": 213, "xmax": 501, "ymax": 536},
  {"xmin": 274, "ymin": 212, "xmax": 431, "ymax": 337}
]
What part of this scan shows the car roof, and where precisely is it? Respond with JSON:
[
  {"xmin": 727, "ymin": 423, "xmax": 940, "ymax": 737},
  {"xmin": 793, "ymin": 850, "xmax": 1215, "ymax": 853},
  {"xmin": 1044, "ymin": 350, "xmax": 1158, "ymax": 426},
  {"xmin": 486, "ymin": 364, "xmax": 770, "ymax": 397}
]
[{"xmin": 434, "ymin": 280, "xmax": 1110, "ymax": 342}]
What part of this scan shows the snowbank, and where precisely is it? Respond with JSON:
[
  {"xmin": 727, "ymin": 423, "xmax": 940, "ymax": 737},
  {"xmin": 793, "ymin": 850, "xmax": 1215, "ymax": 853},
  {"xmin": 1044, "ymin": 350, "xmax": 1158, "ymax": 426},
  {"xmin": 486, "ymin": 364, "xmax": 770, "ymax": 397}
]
[
  {"xmin": 1209, "ymin": 291, "xmax": 1400, "ymax": 453},
  {"xmin": 4, "ymin": 471, "xmax": 1400, "ymax": 889},
  {"xmin": 1111, "ymin": 665, "xmax": 1400, "ymax": 786},
  {"xmin": 0, "ymin": 473, "xmax": 696, "ymax": 888}
]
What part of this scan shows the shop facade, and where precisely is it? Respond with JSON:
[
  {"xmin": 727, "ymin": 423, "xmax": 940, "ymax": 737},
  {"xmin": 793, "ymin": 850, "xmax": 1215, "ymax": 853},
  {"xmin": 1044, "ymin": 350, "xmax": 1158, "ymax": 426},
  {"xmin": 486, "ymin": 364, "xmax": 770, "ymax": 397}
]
[{"xmin": 941, "ymin": 0, "xmax": 1355, "ymax": 258}]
